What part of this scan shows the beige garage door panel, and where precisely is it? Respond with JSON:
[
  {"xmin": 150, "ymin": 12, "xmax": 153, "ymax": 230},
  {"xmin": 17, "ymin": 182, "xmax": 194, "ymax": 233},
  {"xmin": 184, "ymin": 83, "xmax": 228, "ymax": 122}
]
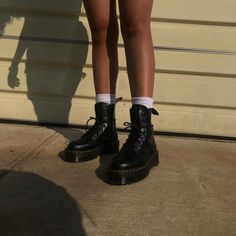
[
  {"xmin": 0, "ymin": 0, "xmax": 83, "ymax": 15},
  {"xmin": 0, "ymin": 38, "xmax": 88, "ymax": 67},
  {"xmin": 57, "ymin": 16, "xmax": 236, "ymax": 51},
  {"xmin": 1, "ymin": 38, "xmax": 236, "ymax": 76},
  {"xmin": 154, "ymin": 22, "xmax": 236, "ymax": 51},
  {"xmin": 2, "ymin": 14, "xmax": 88, "ymax": 42},
  {"xmin": 2, "ymin": 0, "xmax": 235, "ymax": 23},
  {"xmin": 3, "ymin": 14, "xmax": 236, "ymax": 52},
  {"xmin": 157, "ymin": 104, "xmax": 236, "ymax": 136},
  {"xmin": 154, "ymin": 0, "xmax": 236, "ymax": 23},
  {"xmin": 1, "ymin": 91, "xmax": 236, "ymax": 137},
  {"xmin": 82, "ymin": 1, "xmax": 236, "ymax": 24},
  {"xmin": 79, "ymin": 70, "xmax": 236, "ymax": 109},
  {"xmin": 1, "ymin": 63, "xmax": 236, "ymax": 109},
  {"xmin": 157, "ymin": 50, "xmax": 236, "ymax": 75}
]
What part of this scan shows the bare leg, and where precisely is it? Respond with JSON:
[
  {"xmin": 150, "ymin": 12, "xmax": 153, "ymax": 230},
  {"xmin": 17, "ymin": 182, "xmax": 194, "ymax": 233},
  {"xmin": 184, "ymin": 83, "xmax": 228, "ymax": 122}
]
[
  {"xmin": 118, "ymin": 0, "xmax": 155, "ymax": 97},
  {"xmin": 83, "ymin": 0, "xmax": 119, "ymax": 94},
  {"xmin": 64, "ymin": 1, "xmax": 120, "ymax": 164}
]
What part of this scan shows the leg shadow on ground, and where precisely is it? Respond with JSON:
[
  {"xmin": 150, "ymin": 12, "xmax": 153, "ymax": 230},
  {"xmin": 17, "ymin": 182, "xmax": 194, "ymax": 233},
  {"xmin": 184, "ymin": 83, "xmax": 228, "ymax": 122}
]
[{"xmin": 0, "ymin": 170, "xmax": 86, "ymax": 236}]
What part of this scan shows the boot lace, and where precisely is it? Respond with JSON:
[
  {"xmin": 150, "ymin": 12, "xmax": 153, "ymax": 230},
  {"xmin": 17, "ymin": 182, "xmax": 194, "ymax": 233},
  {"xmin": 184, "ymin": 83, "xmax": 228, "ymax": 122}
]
[
  {"xmin": 83, "ymin": 116, "xmax": 99, "ymax": 136},
  {"xmin": 122, "ymin": 107, "xmax": 159, "ymax": 150},
  {"xmin": 85, "ymin": 116, "xmax": 96, "ymax": 130},
  {"xmin": 84, "ymin": 116, "xmax": 110, "ymax": 137},
  {"xmin": 123, "ymin": 122, "xmax": 146, "ymax": 150},
  {"xmin": 83, "ymin": 97, "xmax": 123, "ymax": 136}
]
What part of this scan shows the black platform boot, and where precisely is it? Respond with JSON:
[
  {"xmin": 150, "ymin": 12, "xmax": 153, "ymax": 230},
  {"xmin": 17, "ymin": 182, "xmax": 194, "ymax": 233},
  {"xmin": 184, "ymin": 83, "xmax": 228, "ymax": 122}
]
[
  {"xmin": 63, "ymin": 97, "xmax": 123, "ymax": 162},
  {"xmin": 105, "ymin": 104, "xmax": 159, "ymax": 185}
]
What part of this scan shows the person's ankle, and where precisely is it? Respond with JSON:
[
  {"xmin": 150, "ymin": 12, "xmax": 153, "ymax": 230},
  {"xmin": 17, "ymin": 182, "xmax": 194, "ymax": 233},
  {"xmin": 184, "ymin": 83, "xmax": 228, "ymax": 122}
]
[
  {"xmin": 96, "ymin": 93, "xmax": 116, "ymax": 104},
  {"xmin": 131, "ymin": 96, "xmax": 153, "ymax": 108}
]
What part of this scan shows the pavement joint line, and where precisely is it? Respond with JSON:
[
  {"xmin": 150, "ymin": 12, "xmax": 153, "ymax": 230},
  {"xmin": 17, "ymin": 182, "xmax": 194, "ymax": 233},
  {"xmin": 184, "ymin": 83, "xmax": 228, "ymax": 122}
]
[
  {"xmin": 0, "ymin": 131, "xmax": 58, "ymax": 179},
  {"xmin": 1, "ymin": 120, "xmax": 236, "ymax": 142}
]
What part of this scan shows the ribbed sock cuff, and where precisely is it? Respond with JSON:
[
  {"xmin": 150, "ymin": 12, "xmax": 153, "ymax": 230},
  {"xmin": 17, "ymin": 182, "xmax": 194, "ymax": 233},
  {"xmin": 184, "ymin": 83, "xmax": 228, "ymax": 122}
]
[
  {"xmin": 131, "ymin": 96, "xmax": 153, "ymax": 108},
  {"xmin": 96, "ymin": 93, "xmax": 116, "ymax": 104}
]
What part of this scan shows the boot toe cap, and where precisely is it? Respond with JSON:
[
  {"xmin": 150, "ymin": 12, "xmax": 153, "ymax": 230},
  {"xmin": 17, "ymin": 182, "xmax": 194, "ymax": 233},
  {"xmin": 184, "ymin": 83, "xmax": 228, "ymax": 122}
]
[
  {"xmin": 109, "ymin": 161, "xmax": 131, "ymax": 171},
  {"xmin": 108, "ymin": 155, "xmax": 143, "ymax": 171},
  {"xmin": 66, "ymin": 140, "xmax": 96, "ymax": 152}
]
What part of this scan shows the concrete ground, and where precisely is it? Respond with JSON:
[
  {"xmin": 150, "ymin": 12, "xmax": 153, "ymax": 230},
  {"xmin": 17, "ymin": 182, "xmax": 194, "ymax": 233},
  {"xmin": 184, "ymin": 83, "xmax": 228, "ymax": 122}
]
[{"xmin": 0, "ymin": 123, "xmax": 235, "ymax": 236}]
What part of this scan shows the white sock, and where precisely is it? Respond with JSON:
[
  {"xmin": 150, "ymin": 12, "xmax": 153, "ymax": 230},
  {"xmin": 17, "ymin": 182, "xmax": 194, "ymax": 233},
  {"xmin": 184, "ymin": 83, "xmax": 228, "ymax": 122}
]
[
  {"xmin": 131, "ymin": 96, "xmax": 153, "ymax": 108},
  {"xmin": 96, "ymin": 93, "xmax": 116, "ymax": 104}
]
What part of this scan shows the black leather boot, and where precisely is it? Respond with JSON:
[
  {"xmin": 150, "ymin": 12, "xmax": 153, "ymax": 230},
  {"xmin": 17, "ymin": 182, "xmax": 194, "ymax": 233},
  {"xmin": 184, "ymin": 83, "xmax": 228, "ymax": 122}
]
[
  {"xmin": 105, "ymin": 104, "xmax": 159, "ymax": 185},
  {"xmin": 63, "ymin": 97, "xmax": 122, "ymax": 162}
]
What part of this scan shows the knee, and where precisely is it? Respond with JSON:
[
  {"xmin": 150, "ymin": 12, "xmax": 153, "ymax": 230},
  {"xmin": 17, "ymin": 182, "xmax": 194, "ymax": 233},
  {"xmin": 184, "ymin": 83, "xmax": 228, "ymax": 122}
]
[
  {"xmin": 90, "ymin": 17, "xmax": 109, "ymax": 43},
  {"xmin": 90, "ymin": 17, "xmax": 119, "ymax": 44},
  {"xmin": 120, "ymin": 16, "xmax": 149, "ymax": 38},
  {"xmin": 90, "ymin": 17, "xmax": 109, "ymax": 34}
]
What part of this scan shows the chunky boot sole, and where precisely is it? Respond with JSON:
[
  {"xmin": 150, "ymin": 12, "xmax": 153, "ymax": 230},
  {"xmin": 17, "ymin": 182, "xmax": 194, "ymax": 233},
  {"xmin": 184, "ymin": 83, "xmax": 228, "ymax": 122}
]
[
  {"xmin": 63, "ymin": 141, "xmax": 119, "ymax": 163},
  {"xmin": 105, "ymin": 151, "xmax": 159, "ymax": 185}
]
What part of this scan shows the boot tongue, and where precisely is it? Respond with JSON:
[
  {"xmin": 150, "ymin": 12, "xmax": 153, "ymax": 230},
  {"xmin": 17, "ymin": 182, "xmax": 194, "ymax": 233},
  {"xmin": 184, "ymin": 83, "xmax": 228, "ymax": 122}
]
[
  {"xmin": 130, "ymin": 104, "xmax": 140, "ymax": 124},
  {"xmin": 95, "ymin": 102, "xmax": 114, "ymax": 123},
  {"xmin": 130, "ymin": 104, "xmax": 151, "ymax": 127}
]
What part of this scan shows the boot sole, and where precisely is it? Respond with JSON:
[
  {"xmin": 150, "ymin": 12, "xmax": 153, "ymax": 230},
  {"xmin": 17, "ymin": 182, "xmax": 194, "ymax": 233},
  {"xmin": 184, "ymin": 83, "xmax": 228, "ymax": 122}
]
[
  {"xmin": 105, "ymin": 150, "xmax": 159, "ymax": 185},
  {"xmin": 63, "ymin": 141, "xmax": 119, "ymax": 163}
]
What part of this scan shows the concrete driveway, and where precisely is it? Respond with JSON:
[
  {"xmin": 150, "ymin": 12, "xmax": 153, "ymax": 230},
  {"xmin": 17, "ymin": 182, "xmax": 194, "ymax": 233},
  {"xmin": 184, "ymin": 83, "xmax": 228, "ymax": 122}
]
[{"xmin": 0, "ymin": 123, "xmax": 235, "ymax": 236}]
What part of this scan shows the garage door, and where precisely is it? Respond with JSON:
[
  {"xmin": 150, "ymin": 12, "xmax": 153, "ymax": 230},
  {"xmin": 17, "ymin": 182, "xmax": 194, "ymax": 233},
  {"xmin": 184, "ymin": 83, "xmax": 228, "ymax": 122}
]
[{"xmin": 0, "ymin": 0, "xmax": 236, "ymax": 137}]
